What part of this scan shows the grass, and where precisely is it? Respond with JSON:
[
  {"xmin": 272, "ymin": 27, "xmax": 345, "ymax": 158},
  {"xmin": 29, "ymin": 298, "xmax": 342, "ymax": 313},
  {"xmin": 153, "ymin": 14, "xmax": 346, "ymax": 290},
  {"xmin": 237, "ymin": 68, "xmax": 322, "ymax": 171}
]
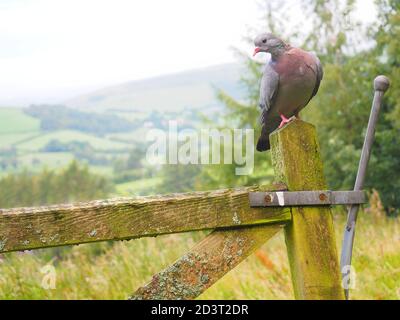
[
  {"xmin": 0, "ymin": 210, "xmax": 399, "ymax": 299},
  {"xmin": 0, "ymin": 108, "xmax": 40, "ymax": 134}
]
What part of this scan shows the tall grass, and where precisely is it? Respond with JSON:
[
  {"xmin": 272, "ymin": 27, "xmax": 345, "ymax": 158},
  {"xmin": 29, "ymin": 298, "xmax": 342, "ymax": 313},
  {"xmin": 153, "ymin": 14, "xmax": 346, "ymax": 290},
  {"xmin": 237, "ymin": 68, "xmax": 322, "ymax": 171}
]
[{"xmin": 0, "ymin": 209, "xmax": 399, "ymax": 299}]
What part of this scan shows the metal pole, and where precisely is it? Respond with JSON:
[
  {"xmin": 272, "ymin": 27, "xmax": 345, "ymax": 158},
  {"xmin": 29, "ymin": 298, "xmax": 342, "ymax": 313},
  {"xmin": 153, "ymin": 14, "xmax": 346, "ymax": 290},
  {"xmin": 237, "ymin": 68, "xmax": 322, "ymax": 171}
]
[{"xmin": 340, "ymin": 75, "xmax": 390, "ymax": 300}]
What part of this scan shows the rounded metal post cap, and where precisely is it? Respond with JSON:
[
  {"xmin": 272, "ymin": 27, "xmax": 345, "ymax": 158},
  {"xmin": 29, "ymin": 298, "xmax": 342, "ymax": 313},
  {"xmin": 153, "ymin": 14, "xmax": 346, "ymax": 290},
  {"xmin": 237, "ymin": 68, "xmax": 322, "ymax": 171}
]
[{"xmin": 374, "ymin": 75, "xmax": 390, "ymax": 92}]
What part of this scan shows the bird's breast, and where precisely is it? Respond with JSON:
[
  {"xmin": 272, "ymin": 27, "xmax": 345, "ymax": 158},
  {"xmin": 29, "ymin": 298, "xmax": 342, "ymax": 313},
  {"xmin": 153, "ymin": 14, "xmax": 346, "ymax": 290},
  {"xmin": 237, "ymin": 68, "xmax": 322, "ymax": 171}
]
[
  {"xmin": 269, "ymin": 51, "xmax": 317, "ymax": 116},
  {"xmin": 273, "ymin": 55, "xmax": 314, "ymax": 79}
]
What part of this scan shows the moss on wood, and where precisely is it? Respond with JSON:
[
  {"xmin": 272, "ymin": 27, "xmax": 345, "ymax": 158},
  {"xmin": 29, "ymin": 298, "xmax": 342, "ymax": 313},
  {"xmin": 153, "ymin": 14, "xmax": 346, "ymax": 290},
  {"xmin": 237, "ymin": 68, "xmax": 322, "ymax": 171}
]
[
  {"xmin": 130, "ymin": 224, "xmax": 283, "ymax": 300},
  {"xmin": 270, "ymin": 119, "xmax": 345, "ymax": 300},
  {"xmin": 0, "ymin": 186, "xmax": 290, "ymax": 253}
]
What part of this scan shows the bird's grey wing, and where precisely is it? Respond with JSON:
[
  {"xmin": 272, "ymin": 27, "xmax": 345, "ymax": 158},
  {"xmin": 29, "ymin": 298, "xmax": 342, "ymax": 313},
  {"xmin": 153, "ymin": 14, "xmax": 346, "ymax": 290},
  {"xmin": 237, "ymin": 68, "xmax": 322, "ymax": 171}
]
[
  {"xmin": 256, "ymin": 64, "xmax": 280, "ymax": 152},
  {"xmin": 259, "ymin": 63, "xmax": 279, "ymax": 124},
  {"xmin": 309, "ymin": 52, "xmax": 323, "ymax": 99}
]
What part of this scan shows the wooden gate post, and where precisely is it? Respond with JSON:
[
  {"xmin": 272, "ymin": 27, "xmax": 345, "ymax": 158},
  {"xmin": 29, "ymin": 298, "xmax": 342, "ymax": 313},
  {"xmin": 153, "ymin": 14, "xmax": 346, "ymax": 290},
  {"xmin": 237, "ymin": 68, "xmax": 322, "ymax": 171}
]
[{"xmin": 270, "ymin": 119, "xmax": 344, "ymax": 300}]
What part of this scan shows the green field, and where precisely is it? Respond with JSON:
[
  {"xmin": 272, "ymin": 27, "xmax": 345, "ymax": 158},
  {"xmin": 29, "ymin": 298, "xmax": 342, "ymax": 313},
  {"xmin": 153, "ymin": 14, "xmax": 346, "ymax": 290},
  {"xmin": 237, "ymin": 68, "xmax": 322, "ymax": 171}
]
[
  {"xmin": 0, "ymin": 107, "xmax": 163, "ymax": 201},
  {"xmin": 0, "ymin": 132, "xmax": 40, "ymax": 147},
  {"xmin": 0, "ymin": 107, "xmax": 137, "ymax": 179},
  {"xmin": 17, "ymin": 152, "xmax": 75, "ymax": 170},
  {"xmin": 16, "ymin": 130, "xmax": 132, "ymax": 152},
  {"xmin": 106, "ymin": 127, "xmax": 150, "ymax": 144},
  {"xmin": 0, "ymin": 108, "xmax": 40, "ymax": 134}
]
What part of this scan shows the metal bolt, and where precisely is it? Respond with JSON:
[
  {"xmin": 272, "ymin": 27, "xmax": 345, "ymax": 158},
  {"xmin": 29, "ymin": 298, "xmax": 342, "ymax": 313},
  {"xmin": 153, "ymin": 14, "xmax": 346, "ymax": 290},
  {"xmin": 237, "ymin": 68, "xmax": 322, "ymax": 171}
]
[
  {"xmin": 319, "ymin": 193, "xmax": 327, "ymax": 201},
  {"xmin": 264, "ymin": 194, "xmax": 273, "ymax": 203}
]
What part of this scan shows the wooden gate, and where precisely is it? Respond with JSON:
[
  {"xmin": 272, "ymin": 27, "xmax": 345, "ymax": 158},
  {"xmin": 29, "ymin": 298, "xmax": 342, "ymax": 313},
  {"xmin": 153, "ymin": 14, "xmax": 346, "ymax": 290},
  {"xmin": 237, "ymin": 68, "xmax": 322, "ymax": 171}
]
[{"xmin": 0, "ymin": 120, "xmax": 345, "ymax": 300}]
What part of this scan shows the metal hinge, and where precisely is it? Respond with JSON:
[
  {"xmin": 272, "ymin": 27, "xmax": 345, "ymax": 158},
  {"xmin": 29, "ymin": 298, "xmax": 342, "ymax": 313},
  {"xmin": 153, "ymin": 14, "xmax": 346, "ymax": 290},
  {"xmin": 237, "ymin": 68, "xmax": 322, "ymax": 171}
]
[{"xmin": 249, "ymin": 190, "xmax": 366, "ymax": 207}]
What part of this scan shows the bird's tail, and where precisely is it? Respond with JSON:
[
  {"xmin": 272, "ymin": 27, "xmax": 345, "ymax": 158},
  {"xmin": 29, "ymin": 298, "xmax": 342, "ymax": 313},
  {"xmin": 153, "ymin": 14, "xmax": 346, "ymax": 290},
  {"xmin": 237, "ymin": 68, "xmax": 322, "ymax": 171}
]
[{"xmin": 256, "ymin": 115, "xmax": 281, "ymax": 152}]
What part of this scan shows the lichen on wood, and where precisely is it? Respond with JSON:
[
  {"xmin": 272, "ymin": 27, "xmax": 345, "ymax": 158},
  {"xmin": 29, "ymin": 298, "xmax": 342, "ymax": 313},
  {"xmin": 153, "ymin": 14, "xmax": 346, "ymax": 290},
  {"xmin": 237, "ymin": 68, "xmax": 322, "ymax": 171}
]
[{"xmin": 130, "ymin": 224, "xmax": 283, "ymax": 300}]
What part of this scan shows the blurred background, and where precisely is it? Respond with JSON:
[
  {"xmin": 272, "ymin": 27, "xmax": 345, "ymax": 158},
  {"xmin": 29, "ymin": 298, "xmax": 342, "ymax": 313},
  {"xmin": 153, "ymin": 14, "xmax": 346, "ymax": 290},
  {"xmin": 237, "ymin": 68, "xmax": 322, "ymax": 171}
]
[{"xmin": 0, "ymin": 0, "xmax": 399, "ymax": 299}]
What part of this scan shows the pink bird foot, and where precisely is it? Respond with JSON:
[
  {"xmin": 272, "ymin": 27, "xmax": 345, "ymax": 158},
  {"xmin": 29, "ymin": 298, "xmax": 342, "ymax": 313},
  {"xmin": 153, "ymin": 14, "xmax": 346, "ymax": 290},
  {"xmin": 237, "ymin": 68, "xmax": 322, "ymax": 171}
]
[{"xmin": 278, "ymin": 114, "xmax": 292, "ymax": 128}]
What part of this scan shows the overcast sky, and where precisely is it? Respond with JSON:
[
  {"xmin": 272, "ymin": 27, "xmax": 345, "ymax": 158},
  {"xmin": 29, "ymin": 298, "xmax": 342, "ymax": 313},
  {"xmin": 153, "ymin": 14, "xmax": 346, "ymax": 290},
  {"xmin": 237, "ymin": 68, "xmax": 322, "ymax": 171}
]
[{"xmin": 0, "ymin": 0, "xmax": 377, "ymax": 106}]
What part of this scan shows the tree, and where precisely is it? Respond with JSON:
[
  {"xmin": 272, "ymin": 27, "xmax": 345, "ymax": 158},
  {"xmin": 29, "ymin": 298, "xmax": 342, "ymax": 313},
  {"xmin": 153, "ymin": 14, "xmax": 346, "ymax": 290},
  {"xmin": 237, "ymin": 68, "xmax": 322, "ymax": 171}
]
[
  {"xmin": 0, "ymin": 161, "xmax": 113, "ymax": 208},
  {"xmin": 158, "ymin": 164, "xmax": 202, "ymax": 194}
]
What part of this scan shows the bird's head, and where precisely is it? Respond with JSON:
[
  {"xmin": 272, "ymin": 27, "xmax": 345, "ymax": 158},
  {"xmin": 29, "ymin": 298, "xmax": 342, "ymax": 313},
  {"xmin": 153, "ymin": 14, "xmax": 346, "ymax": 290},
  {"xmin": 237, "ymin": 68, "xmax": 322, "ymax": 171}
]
[{"xmin": 253, "ymin": 33, "xmax": 289, "ymax": 58}]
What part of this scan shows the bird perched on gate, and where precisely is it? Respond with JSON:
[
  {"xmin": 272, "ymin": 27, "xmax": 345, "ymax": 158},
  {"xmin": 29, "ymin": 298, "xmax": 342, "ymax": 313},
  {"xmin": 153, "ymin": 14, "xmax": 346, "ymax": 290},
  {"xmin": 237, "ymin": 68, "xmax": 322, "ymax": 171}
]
[{"xmin": 253, "ymin": 33, "xmax": 323, "ymax": 151}]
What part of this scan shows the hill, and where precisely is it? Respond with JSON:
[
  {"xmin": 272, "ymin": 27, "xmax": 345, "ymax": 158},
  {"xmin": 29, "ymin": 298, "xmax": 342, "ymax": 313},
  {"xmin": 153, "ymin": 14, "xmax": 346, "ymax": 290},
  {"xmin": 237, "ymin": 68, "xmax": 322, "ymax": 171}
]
[{"xmin": 65, "ymin": 63, "xmax": 244, "ymax": 112}]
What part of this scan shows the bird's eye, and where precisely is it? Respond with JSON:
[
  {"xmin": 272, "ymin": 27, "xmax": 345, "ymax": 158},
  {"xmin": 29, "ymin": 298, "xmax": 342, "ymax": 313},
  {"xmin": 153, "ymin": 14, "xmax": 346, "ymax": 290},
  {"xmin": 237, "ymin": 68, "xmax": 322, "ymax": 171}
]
[{"xmin": 262, "ymin": 39, "xmax": 267, "ymax": 44}]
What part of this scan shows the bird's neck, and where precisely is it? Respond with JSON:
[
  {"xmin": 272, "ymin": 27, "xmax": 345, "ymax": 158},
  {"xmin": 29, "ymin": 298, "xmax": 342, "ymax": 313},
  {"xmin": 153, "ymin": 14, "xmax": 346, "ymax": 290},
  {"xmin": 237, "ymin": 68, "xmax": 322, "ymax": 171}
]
[{"xmin": 271, "ymin": 44, "xmax": 291, "ymax": 61}]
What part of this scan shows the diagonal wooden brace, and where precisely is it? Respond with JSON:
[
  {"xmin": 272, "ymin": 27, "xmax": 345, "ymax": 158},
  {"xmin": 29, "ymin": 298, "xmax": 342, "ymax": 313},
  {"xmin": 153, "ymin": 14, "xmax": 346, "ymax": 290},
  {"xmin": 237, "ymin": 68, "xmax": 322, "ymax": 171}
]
[
  {"xmin": 129, "ymin": 224, "xmax": 284, "ymax": 300},
  {"xmin": 130, "ymin": 184, "xmax": 290, "ymax": 300}
]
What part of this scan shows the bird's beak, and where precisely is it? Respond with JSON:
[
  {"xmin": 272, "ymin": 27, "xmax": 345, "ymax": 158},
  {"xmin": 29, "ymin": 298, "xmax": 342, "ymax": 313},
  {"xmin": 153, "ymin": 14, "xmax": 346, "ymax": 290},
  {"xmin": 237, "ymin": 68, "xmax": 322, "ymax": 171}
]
[{"xmin": 253, "ymin": 47, "xmax": 261, "ymax": 57}]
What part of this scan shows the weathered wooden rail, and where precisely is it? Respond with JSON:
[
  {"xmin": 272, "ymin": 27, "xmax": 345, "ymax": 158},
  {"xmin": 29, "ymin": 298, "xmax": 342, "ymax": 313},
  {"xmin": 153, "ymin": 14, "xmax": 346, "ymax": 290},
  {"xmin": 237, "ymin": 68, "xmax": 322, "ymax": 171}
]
[
  {"xmin": 0, "ymin": 120, "xmax": 345, "ymax": 300},
  {"xmin": 0, "ymin": 186, "xmax": 290, "ymax": 253}
]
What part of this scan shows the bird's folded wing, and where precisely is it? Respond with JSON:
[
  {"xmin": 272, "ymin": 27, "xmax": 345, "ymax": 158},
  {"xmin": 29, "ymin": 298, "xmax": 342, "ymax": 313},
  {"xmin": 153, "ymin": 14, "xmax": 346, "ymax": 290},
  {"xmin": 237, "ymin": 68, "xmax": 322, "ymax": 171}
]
[{"xmin": 259, "ymin": 63, "xmax": 279, "ymax": 112}]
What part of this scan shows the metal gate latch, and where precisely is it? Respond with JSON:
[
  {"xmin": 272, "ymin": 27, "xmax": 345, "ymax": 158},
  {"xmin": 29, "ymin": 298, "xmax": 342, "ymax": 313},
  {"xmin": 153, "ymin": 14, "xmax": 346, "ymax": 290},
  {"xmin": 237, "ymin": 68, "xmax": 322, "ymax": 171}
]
[{"xmin": 249, "ymin": 190, "xmax": 366, "ymax": 207}]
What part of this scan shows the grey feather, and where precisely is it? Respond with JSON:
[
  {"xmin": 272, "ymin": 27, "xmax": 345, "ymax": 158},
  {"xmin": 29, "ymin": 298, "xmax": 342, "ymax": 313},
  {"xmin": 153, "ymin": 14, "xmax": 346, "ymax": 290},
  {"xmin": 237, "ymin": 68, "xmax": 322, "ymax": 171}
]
[
  {"xmin": 257, "ymin": 63, "xmax": 279, "ymax": 151},
  {"xmin": 259, "ymin": 63, "xmax": 279, "ymax": 112}
]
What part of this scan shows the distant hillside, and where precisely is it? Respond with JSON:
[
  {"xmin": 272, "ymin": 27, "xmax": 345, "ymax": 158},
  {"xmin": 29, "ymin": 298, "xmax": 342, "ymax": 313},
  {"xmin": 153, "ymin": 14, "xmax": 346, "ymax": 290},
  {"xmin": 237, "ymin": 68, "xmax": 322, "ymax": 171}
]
[{"xmin": 65, "ymin": 63, "xmax": 244, "ymax": 112}]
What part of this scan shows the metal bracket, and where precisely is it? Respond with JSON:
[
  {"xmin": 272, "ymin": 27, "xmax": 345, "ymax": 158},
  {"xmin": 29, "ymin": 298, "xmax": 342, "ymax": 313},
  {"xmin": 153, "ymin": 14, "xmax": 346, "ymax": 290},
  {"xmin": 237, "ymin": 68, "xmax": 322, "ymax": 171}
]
[{"xmin": 249, "ymin": 190, "xmax": 366, "ymax": 207}]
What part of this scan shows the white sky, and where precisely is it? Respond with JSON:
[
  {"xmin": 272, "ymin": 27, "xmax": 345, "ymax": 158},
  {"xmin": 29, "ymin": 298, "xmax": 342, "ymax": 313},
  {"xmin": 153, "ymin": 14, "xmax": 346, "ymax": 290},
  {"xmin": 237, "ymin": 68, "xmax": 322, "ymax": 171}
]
[{"xmin": 0, "ymin": 0, "xmax": 377, "ymax": 106}]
